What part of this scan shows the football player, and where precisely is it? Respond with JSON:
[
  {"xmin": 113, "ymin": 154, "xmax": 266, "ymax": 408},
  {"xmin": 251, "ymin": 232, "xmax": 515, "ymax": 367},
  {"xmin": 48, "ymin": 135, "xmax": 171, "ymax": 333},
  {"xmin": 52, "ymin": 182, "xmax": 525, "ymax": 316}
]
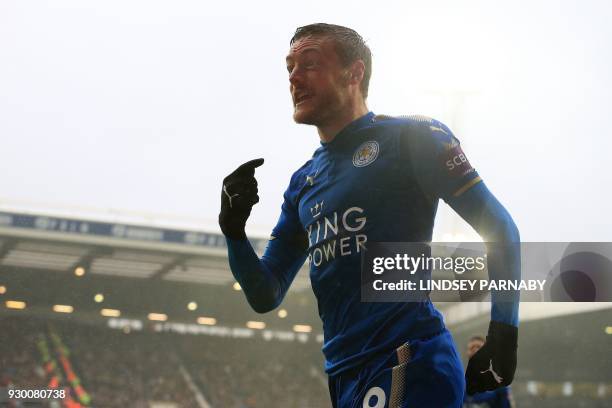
[{"xmin": 219, "ymin": 23, "xmax": 520, "ymax": 407}]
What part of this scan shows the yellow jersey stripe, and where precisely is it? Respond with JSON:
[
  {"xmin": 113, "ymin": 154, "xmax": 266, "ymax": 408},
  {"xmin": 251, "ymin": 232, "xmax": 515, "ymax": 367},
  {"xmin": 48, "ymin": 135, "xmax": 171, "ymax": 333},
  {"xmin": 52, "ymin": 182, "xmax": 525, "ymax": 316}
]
[{"xmin": 452, "ymin": 176, "xmax": 482, "ymax": 197}]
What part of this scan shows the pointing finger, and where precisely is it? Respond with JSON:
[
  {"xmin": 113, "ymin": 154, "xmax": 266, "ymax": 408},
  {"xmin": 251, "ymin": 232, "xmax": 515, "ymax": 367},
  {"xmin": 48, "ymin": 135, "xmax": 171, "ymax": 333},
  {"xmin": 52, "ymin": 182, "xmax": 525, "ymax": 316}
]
[{"xmin": 231, "ymin": 158, "xmax": 265, "ymax": 177}]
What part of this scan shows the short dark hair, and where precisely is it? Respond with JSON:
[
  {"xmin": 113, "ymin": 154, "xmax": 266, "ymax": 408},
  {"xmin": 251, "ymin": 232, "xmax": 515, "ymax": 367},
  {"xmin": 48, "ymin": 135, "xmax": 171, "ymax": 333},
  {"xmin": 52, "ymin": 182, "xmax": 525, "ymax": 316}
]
[{"xmin": 291, "ymin": 23, "xmax": 372, "ymax": 98}]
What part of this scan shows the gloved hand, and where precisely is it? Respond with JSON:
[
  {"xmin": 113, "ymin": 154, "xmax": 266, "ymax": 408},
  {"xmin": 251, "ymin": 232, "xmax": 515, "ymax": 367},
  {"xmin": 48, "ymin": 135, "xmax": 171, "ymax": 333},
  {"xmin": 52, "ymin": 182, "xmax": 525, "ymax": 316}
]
[
  {"xmin": 219, "ymin": 158, "xmax": 264, "ymax": 240},
  {"xmin": 465, "ymin": 320, "xmax": 518, "ymax": 395}
]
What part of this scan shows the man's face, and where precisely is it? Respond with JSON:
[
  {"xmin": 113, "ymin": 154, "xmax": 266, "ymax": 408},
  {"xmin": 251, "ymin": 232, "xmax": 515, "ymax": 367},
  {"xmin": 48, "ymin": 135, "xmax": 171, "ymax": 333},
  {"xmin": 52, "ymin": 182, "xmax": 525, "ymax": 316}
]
[
  {"xmin": 286, "ymin": 35, "xmax": 350, "ymax": 126},
  {"xmin": 467, "ymin": 339, "xmax": 485, "ymax": 359}
]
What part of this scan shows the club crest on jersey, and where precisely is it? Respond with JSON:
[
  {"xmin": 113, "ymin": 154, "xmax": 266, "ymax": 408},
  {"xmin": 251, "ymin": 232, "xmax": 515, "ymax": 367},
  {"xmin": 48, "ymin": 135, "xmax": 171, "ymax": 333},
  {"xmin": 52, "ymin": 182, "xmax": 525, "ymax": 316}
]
[{"xmin": 352, "ymin": 141, "xmax": 379, "ymax": 167}]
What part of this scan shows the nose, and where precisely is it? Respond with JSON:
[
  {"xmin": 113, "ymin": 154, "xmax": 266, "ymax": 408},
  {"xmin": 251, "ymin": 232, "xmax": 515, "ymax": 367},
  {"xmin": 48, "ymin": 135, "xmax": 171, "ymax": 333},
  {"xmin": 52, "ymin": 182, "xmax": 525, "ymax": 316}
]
[{"xmin": 289, "ymin": 66, "xmax": 304, "ymax": 87}]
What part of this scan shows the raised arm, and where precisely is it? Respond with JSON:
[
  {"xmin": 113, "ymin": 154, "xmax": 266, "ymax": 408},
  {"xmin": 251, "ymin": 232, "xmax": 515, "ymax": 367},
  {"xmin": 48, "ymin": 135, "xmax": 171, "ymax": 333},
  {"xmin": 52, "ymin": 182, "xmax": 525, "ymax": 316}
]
[{"xmin": 219, "ymin": 159, "xmax": 308, "ymax": 313}]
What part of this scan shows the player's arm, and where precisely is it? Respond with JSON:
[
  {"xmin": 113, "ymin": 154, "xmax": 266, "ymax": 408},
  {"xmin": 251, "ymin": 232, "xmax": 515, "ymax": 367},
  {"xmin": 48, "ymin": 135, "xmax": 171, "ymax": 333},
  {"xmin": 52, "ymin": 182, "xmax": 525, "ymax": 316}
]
[
  {"xmin": 407, "ymin": 118, "xmax": 520, "ymax": 395},
  {"xmin": 446, "ymin": 181, "xmax": 520, "ymax": 325},
  {"xmin": 414, "ymin": 119, "xmax": 521, "ymax": 325},
  {"xmin": 447, "ymin": 177, "xmax": 520, "ymax": 395},
  {"xmin": 432, "ymin": 126, "xmax": 520, "ymax": 395},
  {"xmin": 225, "ymin": 235, "xmax": 307, "ymax": 313},
  {"xmin": 219, "ymin": 159, "xmax": 308, "ymax": 313}
]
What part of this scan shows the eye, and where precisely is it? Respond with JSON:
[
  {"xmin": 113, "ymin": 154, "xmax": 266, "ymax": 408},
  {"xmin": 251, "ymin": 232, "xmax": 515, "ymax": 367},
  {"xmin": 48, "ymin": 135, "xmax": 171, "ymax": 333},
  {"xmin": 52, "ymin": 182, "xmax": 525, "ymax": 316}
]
[{"xmin": 304, "ymin": 60, "xmax": 319, "ymax": 69}]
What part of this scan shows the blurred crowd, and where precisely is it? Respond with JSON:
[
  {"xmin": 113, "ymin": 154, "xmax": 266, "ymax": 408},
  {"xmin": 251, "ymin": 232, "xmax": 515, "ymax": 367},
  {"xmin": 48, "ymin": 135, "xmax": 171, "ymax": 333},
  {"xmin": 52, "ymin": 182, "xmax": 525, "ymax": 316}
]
[
  {"xmin": 177, "ymin": 335, "xmax": 328, "ymax": 408},
  {"xmin": 2, "ymin": 315, "xmax": 611, "ymax": 407},
  {"xmin": 0, "ymin": 315, "xmax": 328, "ymax": 407},
  {"xmin": 1, "ymin": 317, "xmax": 51, "ymax": 407}
]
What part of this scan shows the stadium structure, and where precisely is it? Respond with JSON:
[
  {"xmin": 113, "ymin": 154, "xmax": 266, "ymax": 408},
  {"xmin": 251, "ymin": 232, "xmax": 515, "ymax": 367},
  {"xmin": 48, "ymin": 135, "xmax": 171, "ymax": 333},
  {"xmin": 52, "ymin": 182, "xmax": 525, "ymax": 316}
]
[{"xmin": 0, "ymin": 210, "xmax": 610, "ymax": 407}]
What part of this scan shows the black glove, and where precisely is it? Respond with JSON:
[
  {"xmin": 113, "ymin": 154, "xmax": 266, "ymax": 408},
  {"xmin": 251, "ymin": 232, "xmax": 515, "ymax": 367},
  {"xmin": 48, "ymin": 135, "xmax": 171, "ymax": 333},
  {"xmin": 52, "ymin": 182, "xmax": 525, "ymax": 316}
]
[
  {"xmin": 219, "ymin": 158, "xmax": 264, "ymax": 240},
  {"xmin": 465, "ymin": 321, "xmax": 518, "ymax": 395}
]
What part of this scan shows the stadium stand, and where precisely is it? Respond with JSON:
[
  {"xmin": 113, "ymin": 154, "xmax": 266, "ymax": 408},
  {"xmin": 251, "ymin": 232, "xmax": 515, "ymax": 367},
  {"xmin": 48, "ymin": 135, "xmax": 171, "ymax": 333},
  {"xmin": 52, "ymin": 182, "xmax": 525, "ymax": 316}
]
[
  {"xmin": 0, "ymin": 315, "xmax": 328, "ymax": 407},
  {"xmin": 1, "ymin": 211, "xmax": 611, "ymax": 407}
]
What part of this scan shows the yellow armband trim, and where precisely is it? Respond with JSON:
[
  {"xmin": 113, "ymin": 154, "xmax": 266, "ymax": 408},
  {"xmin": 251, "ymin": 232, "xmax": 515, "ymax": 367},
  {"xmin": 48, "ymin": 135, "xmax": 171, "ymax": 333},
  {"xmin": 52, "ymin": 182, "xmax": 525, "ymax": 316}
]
[{"xmin": 452, "ymin": 176, "xmax": 482, "ymax": 197}]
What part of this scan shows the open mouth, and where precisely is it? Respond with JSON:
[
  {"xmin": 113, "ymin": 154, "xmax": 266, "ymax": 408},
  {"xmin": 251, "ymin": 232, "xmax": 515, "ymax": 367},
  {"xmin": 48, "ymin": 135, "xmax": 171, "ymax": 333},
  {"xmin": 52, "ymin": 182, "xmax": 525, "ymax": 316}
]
[{"xmin": 294, "ymin": 92, "xmax": 312, "ymax": 105}]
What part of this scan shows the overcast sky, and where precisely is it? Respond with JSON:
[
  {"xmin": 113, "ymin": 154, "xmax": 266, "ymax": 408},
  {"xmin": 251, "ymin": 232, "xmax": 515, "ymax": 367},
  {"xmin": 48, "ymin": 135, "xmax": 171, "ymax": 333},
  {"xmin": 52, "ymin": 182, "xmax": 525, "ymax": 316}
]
[{"xmin": 0, "ymin": 0, "xmax": 610, "ymax": 241}]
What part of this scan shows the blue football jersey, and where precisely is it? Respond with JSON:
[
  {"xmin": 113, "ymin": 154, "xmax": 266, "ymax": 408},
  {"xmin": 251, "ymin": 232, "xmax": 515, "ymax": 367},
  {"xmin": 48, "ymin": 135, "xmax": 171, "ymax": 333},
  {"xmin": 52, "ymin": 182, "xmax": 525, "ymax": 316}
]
[{"xmin": 271, "ymin": 112, "xmax": 481, "ymax": 375}]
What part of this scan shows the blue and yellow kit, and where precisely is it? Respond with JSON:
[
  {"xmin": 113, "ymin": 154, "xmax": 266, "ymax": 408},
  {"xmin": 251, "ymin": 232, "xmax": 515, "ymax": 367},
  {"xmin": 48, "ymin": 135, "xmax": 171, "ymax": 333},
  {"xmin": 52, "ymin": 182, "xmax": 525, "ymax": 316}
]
[
  {"xmin": 270, "ymin": 112, "xmax": 479, "ymax": 374},
  {"xmin": 226, "ymin": 111, "xmax": 519, "ymax": 407}
]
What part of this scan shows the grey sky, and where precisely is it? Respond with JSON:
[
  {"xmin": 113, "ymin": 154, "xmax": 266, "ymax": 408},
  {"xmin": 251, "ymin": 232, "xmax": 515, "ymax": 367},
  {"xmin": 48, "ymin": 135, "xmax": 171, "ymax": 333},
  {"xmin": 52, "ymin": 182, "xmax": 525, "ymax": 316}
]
[{"xmin": 0, "ymin": 0, "xmax": 610, "ymax": 241}]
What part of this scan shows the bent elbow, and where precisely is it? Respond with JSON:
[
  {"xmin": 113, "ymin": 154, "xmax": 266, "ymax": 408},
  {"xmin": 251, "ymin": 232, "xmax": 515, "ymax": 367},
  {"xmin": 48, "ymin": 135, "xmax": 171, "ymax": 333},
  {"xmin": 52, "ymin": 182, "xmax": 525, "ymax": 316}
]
[
  {"xmin": 484, "ymin": 212, "xmax": 520, "ymax": 243},
  {"xmin": 246, "ymin": 289, "xmax": 282, "ymax": 314},
  {"xmin": 501, "ymin": 216, "xmax": 520, "ymax": 243},
  {"xmin": 503, "ymin": 215, "xmax": 521, "ymax": 242},
  {"xmin": 251, "ymin": 303, "xmax": 275, "ymax": 314}
]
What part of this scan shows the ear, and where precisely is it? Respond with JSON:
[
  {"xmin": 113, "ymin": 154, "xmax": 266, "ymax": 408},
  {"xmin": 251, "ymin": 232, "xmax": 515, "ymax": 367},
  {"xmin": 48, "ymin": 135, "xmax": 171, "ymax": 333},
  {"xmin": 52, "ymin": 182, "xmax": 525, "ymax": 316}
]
[{"xmin": 347, "ymin": 59, "xmax": 365, "ymax": 86}]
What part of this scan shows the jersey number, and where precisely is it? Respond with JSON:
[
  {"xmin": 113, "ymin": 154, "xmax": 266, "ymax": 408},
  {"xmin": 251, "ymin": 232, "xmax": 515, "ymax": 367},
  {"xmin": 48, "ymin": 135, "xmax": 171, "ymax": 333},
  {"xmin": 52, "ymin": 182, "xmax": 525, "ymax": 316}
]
[{"xmin": 363, "ymin": 386, "xmax": 386, "ymax": 408}]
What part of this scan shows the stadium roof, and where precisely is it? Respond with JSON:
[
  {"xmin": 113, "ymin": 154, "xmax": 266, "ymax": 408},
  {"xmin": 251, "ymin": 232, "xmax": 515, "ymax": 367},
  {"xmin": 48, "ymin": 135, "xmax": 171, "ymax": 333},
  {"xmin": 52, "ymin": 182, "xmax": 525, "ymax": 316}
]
[
  {"xmin": 2, "ymin": 210, "xmax": 609, "ymax": 328},
  {"xmin": 0, "ymin": 210, "xmax": 311, "ymax": 290}
]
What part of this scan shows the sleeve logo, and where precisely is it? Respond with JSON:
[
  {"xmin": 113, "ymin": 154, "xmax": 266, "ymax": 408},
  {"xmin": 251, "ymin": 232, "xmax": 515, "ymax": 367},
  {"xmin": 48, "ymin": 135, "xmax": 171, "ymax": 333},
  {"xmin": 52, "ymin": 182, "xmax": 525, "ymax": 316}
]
[{"xmin": 444, "ymin": 145, "xmax": 474, "ymax": 177}]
